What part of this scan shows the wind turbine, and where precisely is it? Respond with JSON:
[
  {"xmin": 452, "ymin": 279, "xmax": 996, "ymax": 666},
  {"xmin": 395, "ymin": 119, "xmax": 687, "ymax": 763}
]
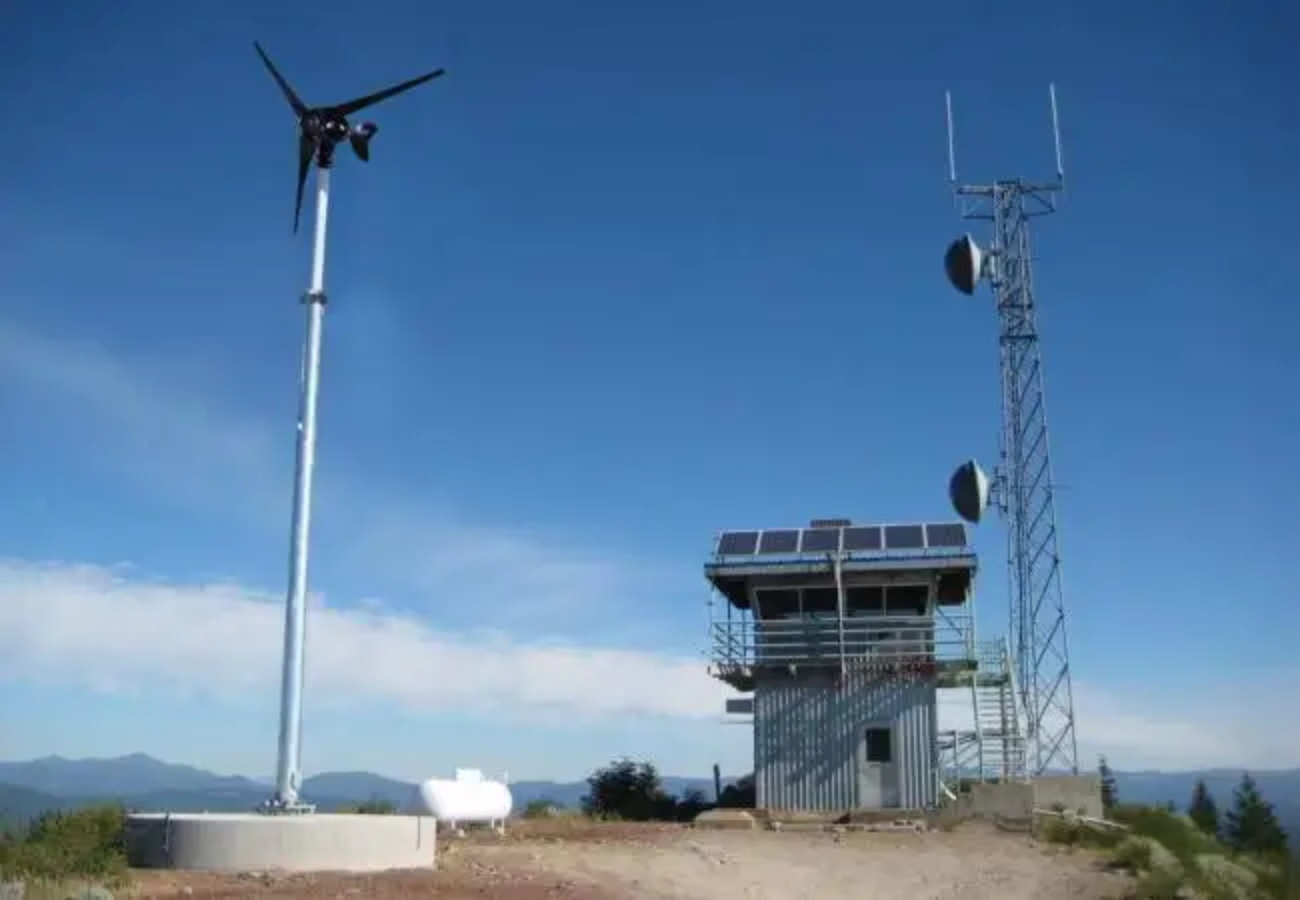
[{"xmin": 253, "ymin": 41, "xmax": 446, "ymax": 812}]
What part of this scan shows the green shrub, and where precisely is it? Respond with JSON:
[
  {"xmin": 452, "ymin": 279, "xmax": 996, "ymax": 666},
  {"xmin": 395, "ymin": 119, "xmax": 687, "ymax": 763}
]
[
  {"xmin": 345, "ymin": 798, "xmax": 397, "ymax": 815},
  {"xmin": 0, "ymin": 804, "xmax": 128, "ymax": 886},
  {"xmin": 1083, "ymin": 804, "xmax": 1298, "ymax": 899},
  {"xmin": 1110, "ymin": 835, "xmax": 1155, "ymax": 873},
  {"xmin": 1038, "ymin": 815, "xmax": 1124, "ymax": 850},
  {"xmin": 1194, "ymin": 853, "xmax": 1259, "ymax": 900},
  {"xmin": 1246, "ymin": 853, "xmax": 1300, "ymax": 900},
  {"xmin": 1110, "ymin": 804, "xmax": 1220, "ymax": 868},
  {"xmin": 1112, "ymin": 835, "xmax": 1183, "ymax": 882},
  {"xmin": 1129, "ymin": 867, "xmax": 1187, "ymax": 899}
]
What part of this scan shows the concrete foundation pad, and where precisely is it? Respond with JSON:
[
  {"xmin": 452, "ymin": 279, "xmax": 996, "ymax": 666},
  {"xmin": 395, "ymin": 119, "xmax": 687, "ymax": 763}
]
[
  {"xmin": 961, "ymin": 782, "xmax": 1035, "ymax": 820},
  {"xmin": 948, "ymin": 776, "xmax": 1105, "ymax": 828},
  {"xmin": 693, "ymin": 809, "xmax": 757, "ymax": 830},
  {"xmin": 125, "ymin": 813, "xmax": 437, "ymax": 872}
]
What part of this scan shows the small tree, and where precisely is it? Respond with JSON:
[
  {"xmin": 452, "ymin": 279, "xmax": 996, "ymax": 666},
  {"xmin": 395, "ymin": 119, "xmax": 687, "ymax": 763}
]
[
  {"xmin": 348, "ymin": 797, "xmax": 397, "ymax": 815},
  {"xmin": 1098, "ymin": 756, "xmax": 1118, "ymax": 811},
  {"xmin": 717, "ymin": 773, "xmax": 756, "ymax": 810},
  {"xmin": 1187, "ymin": 779, "xmax": 1219, "ymax": 838},
  {"xmin": 673, "ymin": 788, "xmax": 710, "ymax": 823},
  {"xmin": 582, "ymin": 758, "xmax": 669, "ymax": 821},
  {"xmin": 1222, "ymin": 773, "xmax": 1289, "ymax": 857}
]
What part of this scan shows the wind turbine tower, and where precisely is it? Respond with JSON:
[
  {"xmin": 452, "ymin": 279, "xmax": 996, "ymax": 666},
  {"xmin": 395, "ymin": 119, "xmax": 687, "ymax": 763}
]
[
  {"xmin": 121, "ymin": 43, "xmax": 447, "ymax": 874},
  {"xmin": 943, "ymin": 85, "xmax": 1079, "ymax": 776},
  {"xmin": 251, "ymin": 40, "xmax": 446, "ymax": 813}
]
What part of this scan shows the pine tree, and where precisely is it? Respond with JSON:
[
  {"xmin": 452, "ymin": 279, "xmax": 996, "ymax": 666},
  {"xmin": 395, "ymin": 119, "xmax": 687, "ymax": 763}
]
[
  {"xmin": 1223, "ymin": 773, "xmax": 1289, "ymax": 856},
  {"xmin": 1187, "ymin": 778, "xmax": 1219, "ymax": 838},
  {"xmin": 1098, "ymin": 755, "xmax": 1118, "ymax": 811}
]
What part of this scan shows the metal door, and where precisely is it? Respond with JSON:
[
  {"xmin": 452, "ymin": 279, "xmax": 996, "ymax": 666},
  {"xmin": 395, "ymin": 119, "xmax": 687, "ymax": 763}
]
[{"xmin": 857, "ymin": 724, "xmax": 893, "ymax": 808}]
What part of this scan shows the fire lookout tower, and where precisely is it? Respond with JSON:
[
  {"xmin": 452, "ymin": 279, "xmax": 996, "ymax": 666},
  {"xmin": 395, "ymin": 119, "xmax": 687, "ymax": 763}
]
[{"xmin": 706, "ymin": 519, "xmax": 1023, "ymax": 811}]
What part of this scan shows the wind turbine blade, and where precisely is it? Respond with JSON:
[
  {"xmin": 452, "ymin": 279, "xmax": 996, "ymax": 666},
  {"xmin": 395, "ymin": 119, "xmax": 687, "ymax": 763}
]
[
  {"xmin": 327, "ymin": 68, "xmax": 445, "ymax": 118},
  {"xmin": 254, "ymin": 41, "xmax": 308, "ymax": 116},
  {"xmin": 294, "ymin": 134, "xmax": 315, "ymax": 233}
]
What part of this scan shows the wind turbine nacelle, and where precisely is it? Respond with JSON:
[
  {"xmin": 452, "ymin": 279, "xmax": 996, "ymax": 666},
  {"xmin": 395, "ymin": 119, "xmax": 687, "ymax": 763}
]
[
  {"xmin": 349, "ymin": 122, "xmax": 378, "ymax": 162},
  {"xmin": 944, "ymin": 233, "xmax": 985, "ymax": 295},
  {"xmin": 949, "ymin": 458, "xmax": 991, "ymax": 524}
]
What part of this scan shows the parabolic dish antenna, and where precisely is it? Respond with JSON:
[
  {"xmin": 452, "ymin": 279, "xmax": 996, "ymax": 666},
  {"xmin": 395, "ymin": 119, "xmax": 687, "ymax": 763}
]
[
  {"xmin": 943, "ymin": 233, "xmax": 985, "ymax": 295},
  {"xmin": 949, "ymin": 458, "xmax": 991, "ymax": 524}
]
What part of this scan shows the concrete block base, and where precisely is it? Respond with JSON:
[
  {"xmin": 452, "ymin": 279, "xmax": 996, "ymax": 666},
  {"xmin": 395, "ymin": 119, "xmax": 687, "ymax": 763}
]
[
  {"xmin": 1032, "ymin": 775, "xmax": 1104, "ymax": 820},
  {"xmin": 692, "ymin": 809, "xmax": 757, "ymax": 830},
  {"xmin": 125, "ymin": 813, "xmax": 437, "ymax": 872},
  {"xmin": 948, "ymin": 775, "xmax": 1105, "ymax": 825}
]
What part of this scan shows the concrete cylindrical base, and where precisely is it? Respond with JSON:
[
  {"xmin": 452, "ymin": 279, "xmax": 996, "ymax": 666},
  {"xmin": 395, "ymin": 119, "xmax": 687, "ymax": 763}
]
[{"xmin": 125, "ymin": 813, "xmax": 437, "ymax": 872}]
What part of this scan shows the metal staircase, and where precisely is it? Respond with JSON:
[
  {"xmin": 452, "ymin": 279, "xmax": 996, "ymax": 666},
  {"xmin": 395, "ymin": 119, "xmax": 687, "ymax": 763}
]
[
  {"xmin": 939, "ymin": 637, "xmax": 1025, "ymax": 796},
  {"xmin": 972, "ymin": 638, "xmax": 1026, "ymax": 781}
]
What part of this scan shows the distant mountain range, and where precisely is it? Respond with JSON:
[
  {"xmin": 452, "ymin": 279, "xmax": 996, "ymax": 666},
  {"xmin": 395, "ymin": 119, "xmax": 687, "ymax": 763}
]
[
  {"xmin": 1, "ymin": 754, "xmax": 1297, "ymax": 839},
  {"xmin": 0, "ymin": 754, "xmax": 718, "ymax": 823}
]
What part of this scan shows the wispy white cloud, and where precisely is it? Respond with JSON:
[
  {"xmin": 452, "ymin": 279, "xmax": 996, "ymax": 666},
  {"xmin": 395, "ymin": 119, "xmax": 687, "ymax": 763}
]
[
  {"xmin": 1, "ymin": 551, "xmax": 1292, "ymax": 770},
  {"xmin": 937, "ymin": 679, "xmax": 1300, "ymax": 771},
  {"xmin": 0, "ymin": 560, "xmax": 726, "ymax": 719},
  {"xmin": 3, "ymin": 555, "xmax": 1287, "ymax": 769},
  {"xmin": 343, "ymin": 506, "xmax": 648, "ymax": 625},
  {"xmin": 0, "ymin": 319, "xmax": 656, "ymax": 626},
  {"xmin": 0, "ymin": 321, "xmax": 289, "ymax": 525}
]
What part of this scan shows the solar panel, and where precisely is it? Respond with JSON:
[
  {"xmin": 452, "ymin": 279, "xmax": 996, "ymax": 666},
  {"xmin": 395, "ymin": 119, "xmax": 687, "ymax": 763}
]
[
  {"xmin": 884, "ymin": 524, "xmax": 926, "ymax": 550},
  {"xmin": 717, "ymin": 521, "xmax": 969, "ymax": 558},
  {"xmin": 716, "ymin": 531, "xmax": 759, "ymax": 555},
  {"xmin": 800, "ymin": 527, "xmax": 842, "ymax": 553},
  {"xmin": 926, "ymin": 523, "xmax": 967, "ymax": 548},
  {"xmin": 757, "ymin": 529, "xmax": 800, "ymax": 554},
  {"xmin": 842, "ymin": 526, "xmax": 883, "ymax": 551}
]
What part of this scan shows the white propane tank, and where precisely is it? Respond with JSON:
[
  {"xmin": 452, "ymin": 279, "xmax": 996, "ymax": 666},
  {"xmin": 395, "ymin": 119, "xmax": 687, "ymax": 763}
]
[{"xmin": 416, "ymin": 769, "xmax": 513, "ymax": 825}]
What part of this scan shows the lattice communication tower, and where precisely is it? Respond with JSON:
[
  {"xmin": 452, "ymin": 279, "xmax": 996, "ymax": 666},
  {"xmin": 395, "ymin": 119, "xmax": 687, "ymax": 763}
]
[{"xmin": 942, "ymin": 85, "xmax": 1079, "ymax": 775}]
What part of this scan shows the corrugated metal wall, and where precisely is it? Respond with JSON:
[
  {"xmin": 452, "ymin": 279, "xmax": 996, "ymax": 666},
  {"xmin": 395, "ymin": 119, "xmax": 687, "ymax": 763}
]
[{"xmin": 753, "ymin": 670, "xmax": 938, "ymax": 811}]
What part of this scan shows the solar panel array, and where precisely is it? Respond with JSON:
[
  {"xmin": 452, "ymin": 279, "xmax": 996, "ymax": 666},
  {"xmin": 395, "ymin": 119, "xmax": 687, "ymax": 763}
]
[{"xmin": 715, "ymin": 522, "xmax": 968, "ymax": 556}]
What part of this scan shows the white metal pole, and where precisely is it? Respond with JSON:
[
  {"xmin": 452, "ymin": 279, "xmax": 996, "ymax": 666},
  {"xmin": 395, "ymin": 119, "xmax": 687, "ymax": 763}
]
[{"xmin": 273, "ymin": 166, "xmax": 331, "ymax": 810}]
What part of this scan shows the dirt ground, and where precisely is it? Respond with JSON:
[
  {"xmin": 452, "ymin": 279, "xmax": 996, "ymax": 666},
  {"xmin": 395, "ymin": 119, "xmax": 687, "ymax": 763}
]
[{"xmin": 126, "ymin": 819, "xmax": 1134, "ymax": 899}]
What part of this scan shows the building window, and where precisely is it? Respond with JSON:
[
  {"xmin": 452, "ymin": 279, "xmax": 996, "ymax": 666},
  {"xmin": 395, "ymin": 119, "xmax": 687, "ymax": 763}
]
[
  {"xmin": 801, "ymin": 587, "xmax": 838, "ymax": 614},
  {"xmin": 865, "ymin": 727, "xmax": 893, "ymax": 764},
  {"xmin": 885, "ymin": 584, "xmax": 928, "ymax": 616}
]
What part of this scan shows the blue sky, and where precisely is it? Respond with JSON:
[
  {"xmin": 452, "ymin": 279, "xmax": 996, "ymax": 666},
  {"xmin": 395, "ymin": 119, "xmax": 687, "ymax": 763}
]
[{"xmin": 0, "ymin": 0, "xmax": 1296, "ymax": 782}]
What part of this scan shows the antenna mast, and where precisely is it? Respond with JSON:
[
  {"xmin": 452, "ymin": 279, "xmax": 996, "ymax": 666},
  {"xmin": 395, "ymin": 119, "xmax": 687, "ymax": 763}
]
[
  {"xmin": 943, "ymin": 85, "xmax": 1079, "ymax": 776},
  {"xmin": 271, "ymin": 164, "xmax": 331, "ymax": 813}
]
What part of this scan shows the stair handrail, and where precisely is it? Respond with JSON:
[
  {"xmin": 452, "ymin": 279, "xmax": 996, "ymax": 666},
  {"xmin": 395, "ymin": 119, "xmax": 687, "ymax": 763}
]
[{"xmin": 999, "ymin": 635, "xmax": 1028, "ymax": 780}]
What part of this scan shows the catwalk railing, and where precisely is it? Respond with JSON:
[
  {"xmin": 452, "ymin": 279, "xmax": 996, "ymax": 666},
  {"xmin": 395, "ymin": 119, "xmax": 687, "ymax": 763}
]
[{"xmin": 709, "ymin": 612, "xmax": 977, "ymax": 672}]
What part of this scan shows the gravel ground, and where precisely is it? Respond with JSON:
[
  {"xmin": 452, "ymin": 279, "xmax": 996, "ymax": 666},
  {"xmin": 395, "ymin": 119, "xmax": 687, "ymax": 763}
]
[{"xmin": 124, "ymin": 820, "xmax": 1133, "ymax": 899}]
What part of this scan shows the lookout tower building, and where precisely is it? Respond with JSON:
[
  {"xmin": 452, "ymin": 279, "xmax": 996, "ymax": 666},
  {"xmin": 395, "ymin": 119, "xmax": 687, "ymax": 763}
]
[{"xmin": 706, "ymin": 519, "xmax": 982, "ymax": 811}]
